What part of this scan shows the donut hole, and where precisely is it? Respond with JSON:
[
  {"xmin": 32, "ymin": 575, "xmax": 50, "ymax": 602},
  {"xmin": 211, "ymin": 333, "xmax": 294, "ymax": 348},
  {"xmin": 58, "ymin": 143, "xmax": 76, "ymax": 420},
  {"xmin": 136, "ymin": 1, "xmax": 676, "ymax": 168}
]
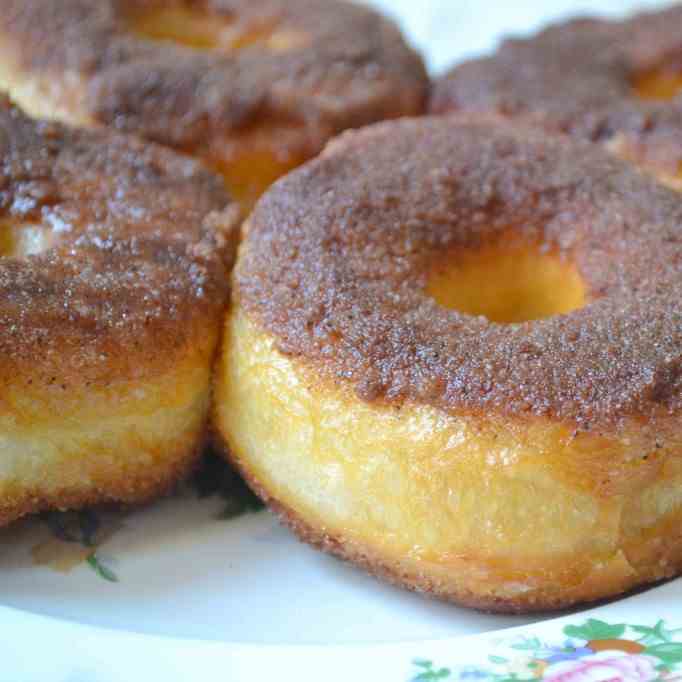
[
  {"xmin": 633, "ymin": 64, "xmax": 682, "ymax": 101},
  {"xmin": 0, "ymin": 221, "xmax": 54, "ymax": 258},
  {"xmin": 211, "ymin": 150, "xmax": 304, "ymax": 211},
  {"xmin": 426, "ymin": 243, "xmax": 586, "ymax": 323},
  {"xmin": 125, "ymin": 6, "xmax": 308, "ymax": 53}
]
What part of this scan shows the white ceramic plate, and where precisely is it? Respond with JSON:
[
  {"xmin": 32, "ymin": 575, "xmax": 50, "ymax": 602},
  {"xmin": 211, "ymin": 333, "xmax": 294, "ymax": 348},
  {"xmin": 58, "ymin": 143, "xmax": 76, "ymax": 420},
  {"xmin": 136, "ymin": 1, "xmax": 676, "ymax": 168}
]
[
  {"xmin": 1, "ymin": 1, "xmax": 680, "ymax": 680},
  {"xmin": 0, "ymin": 493, "xmax": 680, "ymax": 681}
]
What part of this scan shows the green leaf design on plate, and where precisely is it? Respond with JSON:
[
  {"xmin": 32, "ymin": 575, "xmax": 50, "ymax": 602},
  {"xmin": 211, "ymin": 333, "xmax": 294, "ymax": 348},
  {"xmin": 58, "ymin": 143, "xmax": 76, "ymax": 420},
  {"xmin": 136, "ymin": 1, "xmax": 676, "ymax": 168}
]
[
  {"xmin": 563, "ymin": 618, "xmax": 626, "ymax": 641},
  {"xmin": 413, "ymin": 660, "xmax": 433, "ymax": 669},
  {"xmin": 86, "ymin": 552, "xmax": 118, "ymax": 583},
  {"xmin": 42, "ymin": 509, "xmax": 101, "ymax": 547},
  {"xmin": 645, "ymin": 642, "xmax": 682, "ymax": 666},
  {"xmin": 411, "ymin": 659, "xmax": 451, "ymax": 680},
  {"xmin": 633, "ymin": 621, "xmax": 682, "ymax": 647},
  {"xmin": 191, "ymin": 450, "xmax": 264, "ymax": 520},
  {"xmin": 510, "ymin": 636, "xmax": 543, "ymax": 651},
  {"xmin": 216, "ymin": 488, "xmax": 265, "ymax": 520}
]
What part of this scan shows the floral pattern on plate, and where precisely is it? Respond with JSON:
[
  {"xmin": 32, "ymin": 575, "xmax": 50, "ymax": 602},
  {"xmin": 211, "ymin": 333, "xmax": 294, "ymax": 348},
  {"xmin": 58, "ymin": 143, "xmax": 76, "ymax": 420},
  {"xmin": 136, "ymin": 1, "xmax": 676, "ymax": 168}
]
[{"xmin": 412, "ymin": 619, "xmax": 682, "ymax": 681}]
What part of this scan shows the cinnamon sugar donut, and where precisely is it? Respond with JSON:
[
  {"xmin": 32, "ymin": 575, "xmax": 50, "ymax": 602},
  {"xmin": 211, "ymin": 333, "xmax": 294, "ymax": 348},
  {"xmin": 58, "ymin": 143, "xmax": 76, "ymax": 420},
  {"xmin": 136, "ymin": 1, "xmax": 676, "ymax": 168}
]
[
  {"xmin": 431, "ymin": 6, "xmax": 682, "ymax": 190},
  {"xmin": 214, "ymin": 116, "xmax": 682, "ymax": 613},
  {"xmin": 0, "ymin": 97, "xmax": 236, "ymax": 527},
  {"xmin": 0, "ymin": 0, "xmax": 428, "ymax": 209}
]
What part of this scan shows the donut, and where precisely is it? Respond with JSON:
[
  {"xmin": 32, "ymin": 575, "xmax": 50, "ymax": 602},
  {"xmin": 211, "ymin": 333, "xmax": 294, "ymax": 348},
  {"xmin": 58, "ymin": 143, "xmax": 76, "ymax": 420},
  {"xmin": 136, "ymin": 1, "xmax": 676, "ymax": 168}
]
[
  {"xmin": 431, "ymin": 6, "xmax": 682, "ymax": 190},
  {"xmin": 0, "ymin": 0, "xmax": 428, "ymax": 209},
  {"xmin": 214, "ymin": 116, "xmax": 682, "ymax": 613},
  {"xmin": 0, "ymin": 97, "xmax": 236, "ymax": 527}
]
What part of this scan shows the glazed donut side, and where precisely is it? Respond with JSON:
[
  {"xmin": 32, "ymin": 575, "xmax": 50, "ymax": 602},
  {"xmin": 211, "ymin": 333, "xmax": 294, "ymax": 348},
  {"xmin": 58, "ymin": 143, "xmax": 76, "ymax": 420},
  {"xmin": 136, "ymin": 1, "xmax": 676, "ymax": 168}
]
[
  {"xmin": 216, "ymin": 311, "xmax": 682, "ymax": 612},
  {"xmin": 0, "ymin": 0, "xmax": 428, "ymax": 208},
  {"xmin": 0, "ymin": 99, "xmax": 237, "ymax": 525},
  {"xmin": 214, "ymin": 118, "xmax": 682, "ymax": 612},
  {"xmin": 0, "ymin": 334, "xmax": 215, "ymax": 527},
  {"xmin": 430, "ymin": 6, "xmax": 682, "ymax": 190}
]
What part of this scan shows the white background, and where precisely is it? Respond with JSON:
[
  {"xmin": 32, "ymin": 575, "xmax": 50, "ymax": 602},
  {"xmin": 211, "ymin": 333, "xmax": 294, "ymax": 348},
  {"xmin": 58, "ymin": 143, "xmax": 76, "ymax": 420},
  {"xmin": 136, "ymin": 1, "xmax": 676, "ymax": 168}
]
[{"xmin": 369, "ymin": 0, "xmax": 671, "ymax": 72}]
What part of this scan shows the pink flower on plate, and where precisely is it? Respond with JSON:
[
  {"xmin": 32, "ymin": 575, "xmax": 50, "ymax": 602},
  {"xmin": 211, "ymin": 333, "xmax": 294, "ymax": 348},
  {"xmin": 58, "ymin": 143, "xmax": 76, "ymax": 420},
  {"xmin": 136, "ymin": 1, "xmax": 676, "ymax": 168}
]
[{"xmin": 542, "ymin": 651, "xmax": 659, "ymax": 682}]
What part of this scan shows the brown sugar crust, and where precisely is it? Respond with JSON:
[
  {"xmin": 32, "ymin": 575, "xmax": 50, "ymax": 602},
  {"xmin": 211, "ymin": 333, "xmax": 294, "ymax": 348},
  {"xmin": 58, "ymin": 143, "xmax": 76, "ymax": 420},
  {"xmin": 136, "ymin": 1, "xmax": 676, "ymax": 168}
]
[
  {"xmin": 431, "ymin": 6, "xmax": 682, "ymax": 178},
  {"xmin": 0, "ymin": 97, "xmax": 236, "ymax": 524},
  {"xmin": 237, "ymin": 116, "xmax": 682, "ymax": 432},
  {"xmin": 0, "ymin": 0, "xmax": 427, "ymax": 162},
  {"xmin": 0, "ymin": 95, "xmax": 235, "ymax": 389}
]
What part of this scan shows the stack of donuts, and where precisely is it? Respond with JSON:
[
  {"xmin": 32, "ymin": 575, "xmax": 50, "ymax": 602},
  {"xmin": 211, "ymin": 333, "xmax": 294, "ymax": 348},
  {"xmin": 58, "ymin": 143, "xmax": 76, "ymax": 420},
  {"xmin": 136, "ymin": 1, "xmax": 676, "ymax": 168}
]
[{"xmin": 0, "ymin": 0, "xmax": 680, "ymax": 614}]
